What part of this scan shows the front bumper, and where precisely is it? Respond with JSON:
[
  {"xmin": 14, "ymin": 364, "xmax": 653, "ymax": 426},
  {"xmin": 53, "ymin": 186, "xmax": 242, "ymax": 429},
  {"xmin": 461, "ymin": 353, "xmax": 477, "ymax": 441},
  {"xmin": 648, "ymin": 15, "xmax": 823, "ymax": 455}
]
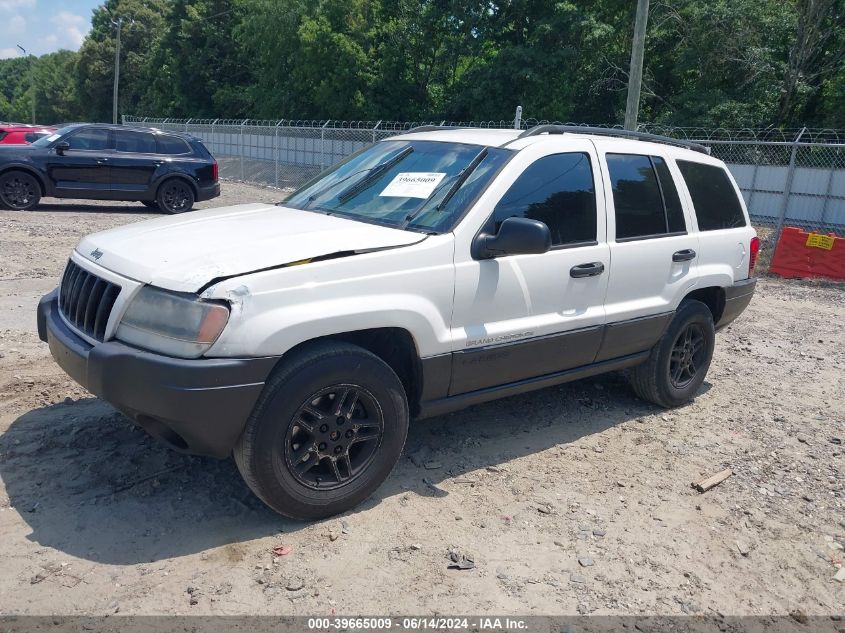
[
  {"xmin": 715, "ymin": 277, "xmax": 757, "ymax": 330},
  {"xmin": 197, "ymin": 181, "xmax": 221, "ymax": 202},
  {"xmin": 37, "ymin": 289, "xmax": 277, "ymax": 458}
]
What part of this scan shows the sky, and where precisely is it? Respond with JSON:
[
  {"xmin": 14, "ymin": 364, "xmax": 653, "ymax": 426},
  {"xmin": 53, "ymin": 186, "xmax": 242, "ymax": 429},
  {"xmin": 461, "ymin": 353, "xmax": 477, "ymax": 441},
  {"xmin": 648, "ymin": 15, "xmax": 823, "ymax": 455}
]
[{"xmin": 1, "ymin": 0, "xmax": 103, "ymax": 59}]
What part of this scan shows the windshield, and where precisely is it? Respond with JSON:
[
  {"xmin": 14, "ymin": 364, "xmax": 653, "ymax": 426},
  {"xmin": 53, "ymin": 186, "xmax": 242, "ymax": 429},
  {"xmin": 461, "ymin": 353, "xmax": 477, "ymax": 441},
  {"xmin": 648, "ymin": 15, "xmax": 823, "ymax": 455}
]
[
  {"xmin": 283, "ymin": 140, "xmax": 512, "ymax": 233},
  {"xmin": 31, "ymin": 125, "xmax": 80, "ymax": 148}
]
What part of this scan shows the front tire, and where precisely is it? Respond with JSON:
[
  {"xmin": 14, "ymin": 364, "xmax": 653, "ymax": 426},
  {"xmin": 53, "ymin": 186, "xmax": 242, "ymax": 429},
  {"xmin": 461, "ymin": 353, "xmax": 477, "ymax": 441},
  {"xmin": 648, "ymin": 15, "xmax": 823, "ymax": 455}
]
[
  {"xmin": 629, "ymin": 300, "xmax": 715, "ymax": 408},
  {"xmin": 0, "ymin": 171, "xmax": 41, "ymax": 210},
  {"xmin": 234, "ymin": 341, "xmax": 409, "ymax": 520},
  {"xmin": 156, "ymin": 178, "xmax": 195, "ymax": 213}
]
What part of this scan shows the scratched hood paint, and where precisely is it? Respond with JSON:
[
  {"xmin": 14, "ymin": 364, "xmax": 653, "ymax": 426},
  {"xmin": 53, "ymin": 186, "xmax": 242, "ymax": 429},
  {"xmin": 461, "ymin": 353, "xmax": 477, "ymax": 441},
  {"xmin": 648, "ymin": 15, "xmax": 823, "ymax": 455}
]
[{"xmin": 75, "ymin": 203, "xmax": 425, "ymax": 293}]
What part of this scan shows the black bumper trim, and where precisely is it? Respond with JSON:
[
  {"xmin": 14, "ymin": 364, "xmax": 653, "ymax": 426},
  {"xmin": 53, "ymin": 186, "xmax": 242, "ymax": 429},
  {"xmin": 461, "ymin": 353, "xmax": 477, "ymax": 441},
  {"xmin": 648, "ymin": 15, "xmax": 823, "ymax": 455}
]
[
  {"xmin": 38, "ymin": 289, "xmax": 278, "ymax": 458},
  {"xmin": 196, "ymin": 182, "xmax": 221, "ymax": 202},
  {"xmin": 716, "ymin": 277, "xmax": 757, "ymax": 330}
]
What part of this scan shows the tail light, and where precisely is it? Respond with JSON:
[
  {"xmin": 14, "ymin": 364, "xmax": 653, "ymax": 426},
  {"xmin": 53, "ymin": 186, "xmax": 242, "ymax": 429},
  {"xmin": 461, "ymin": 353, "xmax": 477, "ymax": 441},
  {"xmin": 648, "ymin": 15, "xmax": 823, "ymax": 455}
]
[
  {"xmin": 212, "ymin": 160, "xmax": 218, "ymax": 182},
  {"xmin": 749, "ymin": 236, "xmax": 760, "ymax": 277}
]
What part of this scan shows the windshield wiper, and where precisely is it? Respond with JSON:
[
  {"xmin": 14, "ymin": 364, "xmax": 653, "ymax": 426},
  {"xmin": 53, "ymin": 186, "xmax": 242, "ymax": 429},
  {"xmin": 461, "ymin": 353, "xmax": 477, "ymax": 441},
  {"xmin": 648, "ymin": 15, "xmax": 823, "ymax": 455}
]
[
  {"xmin": 336, "ymin": 146, "xmax": 414, "ymax": 203},
  {"xmin": 401, "ymin": 147, "xmax": 488, "ymax": 229}
]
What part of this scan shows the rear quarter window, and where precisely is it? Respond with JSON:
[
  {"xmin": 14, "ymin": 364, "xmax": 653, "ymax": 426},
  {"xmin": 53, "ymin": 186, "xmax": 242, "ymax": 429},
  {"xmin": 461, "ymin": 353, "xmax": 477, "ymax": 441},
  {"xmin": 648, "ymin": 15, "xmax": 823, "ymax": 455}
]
[
  {"xmin": 677, "ymin": 160, "xmax": 747, "ymax": 230},
  {"xmin": 156, "ymin": 135, "xmax": 191, "ymax": 155}
]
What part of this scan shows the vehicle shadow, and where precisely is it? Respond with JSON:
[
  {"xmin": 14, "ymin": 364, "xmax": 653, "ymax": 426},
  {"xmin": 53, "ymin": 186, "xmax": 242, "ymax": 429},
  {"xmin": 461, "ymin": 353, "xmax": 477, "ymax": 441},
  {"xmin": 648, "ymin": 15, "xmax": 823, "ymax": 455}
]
[
  {"xmin": 1, "ymin": 372, "xmax": 692, "ymax": 565},
  {"xmin": 31, "ymin": 201, "xmax": 156, "ymax": 215}
]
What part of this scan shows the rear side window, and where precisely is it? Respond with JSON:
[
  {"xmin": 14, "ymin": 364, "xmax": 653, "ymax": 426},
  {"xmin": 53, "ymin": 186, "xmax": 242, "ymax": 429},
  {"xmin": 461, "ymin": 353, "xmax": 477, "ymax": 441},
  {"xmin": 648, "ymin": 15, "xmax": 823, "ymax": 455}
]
[
  {"xmin": 491, "ymin": 152, "xmax": 596, "ymax": 246},
  {"xmin": 0, "ymin": 131, "xmax": 7, "ymax": 141},
  {"xmin": 607, "ymin": 153, "xmax": 687, "ymax": 240},
  {"xmin": 677, "ymin": 160, "xmax": 747, "ymax": 230},
  {"xmin": 156, "ymin": 135, "xmax": 191, "ymax": 155},
  {"xmin": 67, "ymin": 128, "xmax": 111, "ymax": 151},
  {"xmin": 115, "ymin": 130, "xmax": 156, "ymax": 153}
]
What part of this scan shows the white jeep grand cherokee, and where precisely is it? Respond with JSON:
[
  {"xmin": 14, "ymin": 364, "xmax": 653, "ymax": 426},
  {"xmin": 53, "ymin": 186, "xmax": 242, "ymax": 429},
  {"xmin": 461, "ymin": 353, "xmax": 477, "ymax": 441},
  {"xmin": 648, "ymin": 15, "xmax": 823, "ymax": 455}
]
[{"xmin": 38, "ymin": 125, "xmax": 759, "ymax": 519}]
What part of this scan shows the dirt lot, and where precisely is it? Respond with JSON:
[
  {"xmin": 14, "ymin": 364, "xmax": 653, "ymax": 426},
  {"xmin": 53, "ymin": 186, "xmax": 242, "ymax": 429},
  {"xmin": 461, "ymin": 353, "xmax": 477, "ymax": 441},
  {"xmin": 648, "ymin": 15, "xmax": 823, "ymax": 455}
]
[{"xmin": 0, "ymin": 182, "xmax": 843, "ymax": 617}]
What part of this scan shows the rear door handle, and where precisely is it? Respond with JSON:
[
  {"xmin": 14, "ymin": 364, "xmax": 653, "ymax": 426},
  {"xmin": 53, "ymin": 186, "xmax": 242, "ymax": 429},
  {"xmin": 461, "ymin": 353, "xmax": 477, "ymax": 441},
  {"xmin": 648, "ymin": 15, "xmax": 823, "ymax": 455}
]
[
  {"xmin": 96, "ymin": 158, "xmax": 109, "ymax": 164},
  {"xmin": 570, "ymin": 262, "xmax": 605, "ymax": 278},
  {"xmin": 152, "ymin": 160, "xmax": 165, "ymax": 166},
  {"xmin": 672, "ymin": 249, "xmax": 696, "ymax": 262}
]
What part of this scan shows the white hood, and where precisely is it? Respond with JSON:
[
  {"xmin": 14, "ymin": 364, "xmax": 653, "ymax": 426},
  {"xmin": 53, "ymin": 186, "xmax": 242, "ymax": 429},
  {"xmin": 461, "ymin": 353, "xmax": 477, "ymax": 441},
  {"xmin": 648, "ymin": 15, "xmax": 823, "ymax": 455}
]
[{"xmin": 75, "ymin": 203, "xmax": 426, "ymax": 292}]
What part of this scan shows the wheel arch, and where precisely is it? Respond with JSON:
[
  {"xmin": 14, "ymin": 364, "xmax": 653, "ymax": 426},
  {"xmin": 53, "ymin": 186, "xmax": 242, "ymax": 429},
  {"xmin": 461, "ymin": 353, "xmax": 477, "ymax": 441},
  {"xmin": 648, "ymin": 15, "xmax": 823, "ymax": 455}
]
[
  {"xmin": 0, "ymin": 165, "xmax": 48, "ymax": 196},
  {"xmin": 154, "ymin": 173, "xmax": 198, "ymax": 199},
  {"xmin": 277, "ymin": 328, "xmax": 425, "ymax": 417},
  {"xmin": 681, "ymin": 286, "xmax": 726, "ymax": 324}
]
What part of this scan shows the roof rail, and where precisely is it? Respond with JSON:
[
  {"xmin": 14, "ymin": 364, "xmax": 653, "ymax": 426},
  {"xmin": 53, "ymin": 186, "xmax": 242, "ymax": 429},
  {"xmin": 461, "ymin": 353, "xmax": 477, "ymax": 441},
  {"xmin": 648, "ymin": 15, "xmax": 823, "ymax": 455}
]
[
  {"xmin": 404, "ymin": 125, "xmax": 465, "ymax": 134},
  {"xmin": 517, "ymin": 125, "xmax": 710, "ymax": 154}
]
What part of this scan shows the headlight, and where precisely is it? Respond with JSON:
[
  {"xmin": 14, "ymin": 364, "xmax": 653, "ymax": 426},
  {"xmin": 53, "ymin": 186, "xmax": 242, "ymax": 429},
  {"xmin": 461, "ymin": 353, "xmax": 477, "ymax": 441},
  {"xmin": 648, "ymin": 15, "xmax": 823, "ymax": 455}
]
[{"xmin": 116, "ymin": 286, "xmax": 230, "ymax": 359}]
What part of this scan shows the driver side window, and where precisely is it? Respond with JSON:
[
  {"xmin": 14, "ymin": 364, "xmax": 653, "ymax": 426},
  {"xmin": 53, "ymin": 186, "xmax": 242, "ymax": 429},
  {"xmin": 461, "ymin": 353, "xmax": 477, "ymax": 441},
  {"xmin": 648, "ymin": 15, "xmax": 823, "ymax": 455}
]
[
  {"xmin": 491, "ymin": 152, "xmax": 597, "ymax": 247},
  {"xmin": 67, "ymin": 129, "xmax": 111, "ymax": 151}
]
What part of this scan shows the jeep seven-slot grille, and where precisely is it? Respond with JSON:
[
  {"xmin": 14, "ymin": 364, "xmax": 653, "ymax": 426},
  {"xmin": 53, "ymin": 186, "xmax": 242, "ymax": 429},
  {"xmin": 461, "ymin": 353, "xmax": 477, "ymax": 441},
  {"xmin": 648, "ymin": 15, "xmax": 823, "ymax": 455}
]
[{"xmin": 58, "ymin": 260, "xmax": 121, "ymax": 342}]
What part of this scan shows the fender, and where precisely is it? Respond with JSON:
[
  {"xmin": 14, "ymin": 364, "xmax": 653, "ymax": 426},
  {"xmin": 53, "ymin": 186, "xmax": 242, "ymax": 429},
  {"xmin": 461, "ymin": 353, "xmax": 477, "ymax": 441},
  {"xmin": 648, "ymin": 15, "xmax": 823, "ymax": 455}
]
[
  {"xmin": 0, "ymin": 162, "xmax": 51, "ymax": 196},
  {"xmin": 150, "ymin": 172, "xmax": 198, "ymax": 198}
]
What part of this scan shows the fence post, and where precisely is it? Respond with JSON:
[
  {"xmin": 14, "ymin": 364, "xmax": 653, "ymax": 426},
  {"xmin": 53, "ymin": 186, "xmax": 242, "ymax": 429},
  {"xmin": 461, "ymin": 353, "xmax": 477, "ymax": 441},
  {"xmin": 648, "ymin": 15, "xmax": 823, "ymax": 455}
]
[
  {"xmin": 184, "ymin": 118, "xmax": 191, "ymax": 134},
  {"xmin": 819, "ymin": 157, "xmax": 836, "ymax": 228},
  {"xmin": 513, "ymin": 105, "xmax": 522, "ymax": 130},
  {"xmin": 372, "ymin": 120, "xmax": 382, "ymax": 144},
  {"xmin": 275, "ymin": 120, "xmax": 282, "ymax": 188},
  {"xmin": 773, "ymin": 127, "xmax": 806, "ymax": 247},
  {"xmin": 210, "ymin": 118, "xmax": 218, "ymax": 155},
  {"xmin": 240, "ymin": 119, "xmax": 247, "ymax": 181},
  {"xmin": 320, "ymin": 120, "xmax": 330, "ymax": 169}
]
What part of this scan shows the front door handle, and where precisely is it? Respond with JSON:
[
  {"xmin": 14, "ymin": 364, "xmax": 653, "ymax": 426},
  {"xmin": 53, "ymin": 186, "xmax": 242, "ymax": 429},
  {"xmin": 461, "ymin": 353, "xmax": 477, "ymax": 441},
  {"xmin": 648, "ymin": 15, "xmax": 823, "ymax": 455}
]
[
  {"xmin": 152, "ymin": 160, "xmax": 165, "ymax": 166},
  {"xmin": 570, "ymin": 262, "xmax": 605, "ymax": 278},
  {"xmin": 96, "ymin": 158, "xmax": 109, "ymax": 165},
  {"xmin": 672, "ymin": 249, "xmax": 696, "ymax": 262}
]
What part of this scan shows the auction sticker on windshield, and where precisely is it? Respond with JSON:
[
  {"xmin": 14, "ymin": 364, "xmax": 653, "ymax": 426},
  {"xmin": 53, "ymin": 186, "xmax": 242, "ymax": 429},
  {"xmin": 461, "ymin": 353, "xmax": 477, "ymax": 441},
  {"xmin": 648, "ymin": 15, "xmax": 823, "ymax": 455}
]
[{"xmin": 380, "ymin": 172, "xmax": 446, "ymax": 198}]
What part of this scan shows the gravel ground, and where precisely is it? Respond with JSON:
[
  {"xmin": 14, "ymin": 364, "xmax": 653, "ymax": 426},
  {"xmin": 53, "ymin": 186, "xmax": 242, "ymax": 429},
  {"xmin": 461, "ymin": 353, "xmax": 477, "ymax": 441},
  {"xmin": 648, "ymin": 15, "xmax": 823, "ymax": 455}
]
[{"xmin": 0, "ymin": 182, "xmax": 843, "ymax": 617}]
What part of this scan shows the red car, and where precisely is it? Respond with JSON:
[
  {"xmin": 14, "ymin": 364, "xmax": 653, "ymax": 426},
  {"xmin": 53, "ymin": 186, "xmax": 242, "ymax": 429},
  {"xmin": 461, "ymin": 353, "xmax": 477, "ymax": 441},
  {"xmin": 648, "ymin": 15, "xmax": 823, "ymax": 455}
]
[{"xmin": 0, "ymin": 123, "xmax": 56, "ymax": 145}]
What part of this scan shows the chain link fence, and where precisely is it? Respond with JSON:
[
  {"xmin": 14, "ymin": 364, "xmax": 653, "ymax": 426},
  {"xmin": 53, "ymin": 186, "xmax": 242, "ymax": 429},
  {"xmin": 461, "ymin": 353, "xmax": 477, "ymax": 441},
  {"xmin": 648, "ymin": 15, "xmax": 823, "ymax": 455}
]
[{"xmin": 125, "ymin": 116, "xmax": 845, "ymax": 272}]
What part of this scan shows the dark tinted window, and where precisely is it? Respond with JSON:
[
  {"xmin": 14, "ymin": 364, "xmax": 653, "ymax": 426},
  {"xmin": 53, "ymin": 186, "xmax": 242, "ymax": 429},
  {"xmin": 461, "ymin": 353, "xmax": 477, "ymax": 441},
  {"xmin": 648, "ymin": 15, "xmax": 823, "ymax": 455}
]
[
  {"xmin": 491, "ymin": 152, "xmax": 596, "ymax": 246},
  {"xmin": 115, "ymin": 130, "xmax": 156, "ymax": 153},
  {"xmin": 24, "ymin": 132, "xmax": 47, "ymax": 143},
  {"xmin": 0, "ymin": 131, "xmax": 7, "ymax": 141},
  {"xmin": 652, "ymin": 157, "xmax": 686, "ymax": 233},
  {"xmin": 607, "ymin": 154, "xmax": 667, "ymax": 239},
  {"xmin": 67, "ymin": 128, "xmax": 111, "ymax": 151},
  {"xmin": 156, "ymin": 135, "xmax": 191, "ymax": 155},
  {"xmin": 677, "ymin": 160, "xmax": 747, "ymax": 230}
]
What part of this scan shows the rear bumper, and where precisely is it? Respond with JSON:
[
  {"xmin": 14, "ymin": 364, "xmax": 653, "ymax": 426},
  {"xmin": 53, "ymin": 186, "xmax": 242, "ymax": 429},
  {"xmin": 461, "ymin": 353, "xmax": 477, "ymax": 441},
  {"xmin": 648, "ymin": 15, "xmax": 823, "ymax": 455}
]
[
  {"xmin": 716, "ymin": 278, "xmax": 757, "ymax": 330},
  {"xmin": 37, "ymin": 289, "xmax": 277, "ymax": 458},
  {"xmin": 196, "ymin": 181, "xmax": 220, "ymax": 202}
]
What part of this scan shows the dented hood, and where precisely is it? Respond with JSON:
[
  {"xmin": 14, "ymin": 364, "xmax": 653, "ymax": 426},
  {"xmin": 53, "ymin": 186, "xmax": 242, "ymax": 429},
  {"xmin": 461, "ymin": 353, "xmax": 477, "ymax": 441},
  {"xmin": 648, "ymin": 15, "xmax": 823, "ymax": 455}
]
[{"xmin": 75, "ymin": 203, "xmax": 426, "ymax": 293}]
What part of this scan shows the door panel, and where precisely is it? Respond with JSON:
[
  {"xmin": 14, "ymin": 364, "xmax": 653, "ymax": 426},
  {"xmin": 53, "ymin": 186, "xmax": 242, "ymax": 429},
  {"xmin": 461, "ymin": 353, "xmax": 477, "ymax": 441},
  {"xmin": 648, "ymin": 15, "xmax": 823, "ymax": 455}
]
[
  {"xmin": 46, "ymin": 128, "xmax": 112, "ymax": 196},
  {"xmin": 110, "ymin": 130, "xmax": 161, "ymax": 195},
  {"xmin": 450, "ymin": 141, "xmax": 609, "ymax": 395},
  {"xmin": 600, "ymin": 147, "xmax": 699, "ymax": 328}
]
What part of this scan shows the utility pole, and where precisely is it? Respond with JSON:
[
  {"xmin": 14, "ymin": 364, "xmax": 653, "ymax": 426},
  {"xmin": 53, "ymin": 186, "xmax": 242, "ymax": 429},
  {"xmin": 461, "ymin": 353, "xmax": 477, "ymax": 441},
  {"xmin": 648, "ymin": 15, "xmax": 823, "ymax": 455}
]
[
  {"xmin": 112, "ymin": 16, "xmax": 124, "ymax": 124},
  {"xmin": 16, "ymin": 44, "xmax": 36, "ymax": 124},
  {"xmin": 623, "ymin": 0, "xmax": 649, "ymax": 131}
]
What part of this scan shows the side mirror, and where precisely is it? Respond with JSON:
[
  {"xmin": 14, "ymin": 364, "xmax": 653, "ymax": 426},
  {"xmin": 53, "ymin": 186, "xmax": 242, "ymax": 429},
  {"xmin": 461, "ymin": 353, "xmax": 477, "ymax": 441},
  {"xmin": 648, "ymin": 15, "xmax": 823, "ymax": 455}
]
[
  {"xmin": 55, "ymin": 141, "xmax": 70, "ymax": 155},
  {"xmin": 474, "ymin": 217, "xmax": 552, "ymax": 259}
]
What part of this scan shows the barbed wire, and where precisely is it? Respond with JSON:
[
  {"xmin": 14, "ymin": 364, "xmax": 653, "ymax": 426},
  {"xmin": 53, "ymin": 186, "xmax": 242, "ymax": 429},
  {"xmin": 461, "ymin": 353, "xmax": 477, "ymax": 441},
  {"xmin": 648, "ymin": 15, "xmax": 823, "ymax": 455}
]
[{"xmin": 125, "ymin": 115, "xmax": 845, "ymax": 143}]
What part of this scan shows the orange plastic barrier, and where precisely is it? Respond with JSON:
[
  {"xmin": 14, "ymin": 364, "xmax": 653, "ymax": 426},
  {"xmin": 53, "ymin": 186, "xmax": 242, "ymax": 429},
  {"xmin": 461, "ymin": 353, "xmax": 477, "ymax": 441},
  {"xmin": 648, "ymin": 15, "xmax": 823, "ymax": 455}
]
[{"xmin": 769, "ymin": 227, "xmax": 845, "ymax": 281}]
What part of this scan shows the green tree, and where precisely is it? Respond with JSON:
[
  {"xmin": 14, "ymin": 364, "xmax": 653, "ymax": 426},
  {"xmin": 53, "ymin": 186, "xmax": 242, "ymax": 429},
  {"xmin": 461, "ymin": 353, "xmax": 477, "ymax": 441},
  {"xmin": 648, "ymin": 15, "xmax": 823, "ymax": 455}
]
[{"xmin": 74, "ymin": 0, "xmax": 168, "ymax": 122}]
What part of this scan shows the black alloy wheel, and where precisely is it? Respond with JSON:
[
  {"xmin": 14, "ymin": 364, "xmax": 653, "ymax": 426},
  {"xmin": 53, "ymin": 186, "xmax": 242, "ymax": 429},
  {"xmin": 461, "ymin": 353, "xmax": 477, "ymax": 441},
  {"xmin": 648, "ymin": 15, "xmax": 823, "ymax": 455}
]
[
  {"xmin": 668, "ymin": 323, "xmax": 707, "ymax": 389},
  {"xmin": 157, "ymin": 179, "xmax": 194, "ymax": 213},
  {"xmin": 284, "ymin": 385, "xmax": 384, "ymax": 490},
  {"xmin": 0, "ymin": 171, "xmax": 41, "ymax": 210}
]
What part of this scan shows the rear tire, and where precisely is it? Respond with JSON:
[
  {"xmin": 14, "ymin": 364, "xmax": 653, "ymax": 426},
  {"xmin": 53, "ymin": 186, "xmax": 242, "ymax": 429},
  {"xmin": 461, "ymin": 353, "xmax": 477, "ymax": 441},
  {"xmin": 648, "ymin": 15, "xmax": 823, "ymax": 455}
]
[
  {"xmin": 156, "ymin": 178, "xmax": 195, "ymax": 213},
  {"xmin": 234, "ymin": 341, "xmax": 409, "ymax": 520},
  {"xmin": 629, "ymin": 300, "xmax": 715, "ymax": 408},
  {"xmin": 0, "ymin": 170, "xmax": 41, "ymax": 210}
]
